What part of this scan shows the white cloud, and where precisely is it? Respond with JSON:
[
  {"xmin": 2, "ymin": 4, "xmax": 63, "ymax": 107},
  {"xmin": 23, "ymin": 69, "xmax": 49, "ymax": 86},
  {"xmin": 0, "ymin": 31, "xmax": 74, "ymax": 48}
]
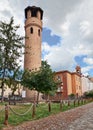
[
  {"xmin": 42, "ymin": 42, "xmax": 75, "ymax": 71},
  {"xmin": 83, "ymin": 58, "xmax": 93, "ymax": 65},
  {"xmin": 81, "ymin": 66, "xmax": 93, "ymax": 76},
  {"xmin": 61, "ymin": 21, "xmax": 70, "ymax": 36},
  {"xmin": 80, "ymin": 21, "xmax": 91, "ymax": 37},
  {"xmin": 42, "ymin": 42, "xmax": 51, "ymax": 53}
]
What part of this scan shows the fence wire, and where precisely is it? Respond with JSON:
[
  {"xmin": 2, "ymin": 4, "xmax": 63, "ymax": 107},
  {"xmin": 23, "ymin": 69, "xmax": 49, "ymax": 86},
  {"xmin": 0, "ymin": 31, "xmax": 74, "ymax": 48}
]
[
  {"xmin": 9, "ymin": 103, "xmax": 33, "ymax": 116},
  {"xmin": 0, "ymin": 107, "xmax": 5, "ymax": 112}
]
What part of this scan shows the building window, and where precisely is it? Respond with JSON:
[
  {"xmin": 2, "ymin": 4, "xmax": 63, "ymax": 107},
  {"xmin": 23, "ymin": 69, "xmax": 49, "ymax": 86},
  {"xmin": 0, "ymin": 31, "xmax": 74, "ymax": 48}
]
[
  {"xmin": 30, "ymin": 27, "xmax": 33, "ymax": 34},
  {"xmin": 38, "ymin": 29, "xmax": 40, "ymax": 36},
  {"xmin": 57, "ymin": 76, "xmax": 61, "ymax": 81}
]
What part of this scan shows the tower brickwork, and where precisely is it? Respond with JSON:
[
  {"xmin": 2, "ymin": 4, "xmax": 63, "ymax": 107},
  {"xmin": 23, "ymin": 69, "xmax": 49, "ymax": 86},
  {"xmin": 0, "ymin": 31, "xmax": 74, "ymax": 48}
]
[
  {"xmin": 24, "ymin": 6, "xmax": 43, "ymax": 71},
  {"xmin": 24, "ymin": 6, "xmax": 43, "ymax": 99}
]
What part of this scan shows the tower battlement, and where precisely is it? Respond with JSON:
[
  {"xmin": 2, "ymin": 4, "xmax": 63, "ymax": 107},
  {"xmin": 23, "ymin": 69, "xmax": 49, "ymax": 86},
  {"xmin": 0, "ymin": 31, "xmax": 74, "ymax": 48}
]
[{"xmin": 25, "ymin": 6, "xmax": 43, "ymax": 20}]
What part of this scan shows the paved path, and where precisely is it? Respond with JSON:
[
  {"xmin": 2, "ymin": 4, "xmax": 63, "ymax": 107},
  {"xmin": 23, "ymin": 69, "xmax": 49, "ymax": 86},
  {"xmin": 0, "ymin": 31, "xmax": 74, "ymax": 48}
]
[
  {"xmin": 67, "ymin": 104, "xmax": 93, "ymax": 130},
  {"xmin": 3, "ymin": 102, "xmax": 93, "ymax": 130}
]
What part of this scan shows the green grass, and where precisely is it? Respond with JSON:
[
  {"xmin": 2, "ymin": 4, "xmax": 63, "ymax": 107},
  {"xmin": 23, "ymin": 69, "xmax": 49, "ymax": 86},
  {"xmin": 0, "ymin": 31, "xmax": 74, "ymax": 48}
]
[{"xmin": 0, "ymin": 99, "xmax": 92, "ymax": 129}]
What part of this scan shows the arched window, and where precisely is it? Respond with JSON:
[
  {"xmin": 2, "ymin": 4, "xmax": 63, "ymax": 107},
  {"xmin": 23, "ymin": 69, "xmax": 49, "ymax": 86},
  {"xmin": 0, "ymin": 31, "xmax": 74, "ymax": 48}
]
[
  {"xmin": 38, "ymin": 29, "xmax": 40, "ymax": 36},
  {"xmin": 30, "ymin": 27, "xmax": 33, "ymax": 34}
]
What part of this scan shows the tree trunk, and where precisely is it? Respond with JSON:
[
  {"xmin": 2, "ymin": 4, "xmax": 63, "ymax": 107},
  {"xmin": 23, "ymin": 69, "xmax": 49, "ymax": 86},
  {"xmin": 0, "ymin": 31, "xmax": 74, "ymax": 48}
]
[
  {"xmin": 1, "ymin": 68, "xmax": 6, "ymax": 102},
  {"xmin": 1, "ymin": 81, "xmax": 4, "ymax": 102},
  {"xmin": 47, "ymin": 94, "xmax": 50, "ymax": 101},
  {"xmin": 12, "ymin": 90, "xmax": 15, "ymax": 96},
  {"xmin": 36, "ymin": 91, "xmax": 39, "ymax": 104}
]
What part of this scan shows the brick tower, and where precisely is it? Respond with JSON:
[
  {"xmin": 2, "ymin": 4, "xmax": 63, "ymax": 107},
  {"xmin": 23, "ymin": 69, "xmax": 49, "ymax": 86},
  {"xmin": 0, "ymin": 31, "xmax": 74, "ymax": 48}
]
[
  {"xmin": 24, "ymin": 6, "xmax": 43, "ymax": 99},
  {"xmin": 24, "ymin": 6, "xmax": 43, "ymax": 71},
  {"xmin": 75, "ymin": 65, "xmax": 81, "ymax": 75}
]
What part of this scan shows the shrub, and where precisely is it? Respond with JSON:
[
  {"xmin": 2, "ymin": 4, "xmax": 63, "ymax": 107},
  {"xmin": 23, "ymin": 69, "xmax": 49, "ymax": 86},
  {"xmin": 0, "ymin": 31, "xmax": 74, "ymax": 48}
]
[
  {"xmin": 68, "ymin": 93, "xmax": 75, "ymax": 100},
  {"xmin": 84, "ymin": 90, "xmax": 93, "ymax": 98}
]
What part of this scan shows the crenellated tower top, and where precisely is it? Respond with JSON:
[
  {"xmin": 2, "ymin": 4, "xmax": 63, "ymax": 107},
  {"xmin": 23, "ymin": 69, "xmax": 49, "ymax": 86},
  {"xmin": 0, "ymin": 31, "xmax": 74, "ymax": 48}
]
[{"xmin": 25, "ymin": 6, "xmax": 43, "ymax": 20}]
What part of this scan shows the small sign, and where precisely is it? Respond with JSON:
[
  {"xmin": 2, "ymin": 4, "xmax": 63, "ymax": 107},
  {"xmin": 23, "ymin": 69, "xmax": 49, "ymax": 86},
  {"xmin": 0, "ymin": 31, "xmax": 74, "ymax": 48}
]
[{"xmin": 22, "ymin": 90, "xmax": 26, "ymax": 98}]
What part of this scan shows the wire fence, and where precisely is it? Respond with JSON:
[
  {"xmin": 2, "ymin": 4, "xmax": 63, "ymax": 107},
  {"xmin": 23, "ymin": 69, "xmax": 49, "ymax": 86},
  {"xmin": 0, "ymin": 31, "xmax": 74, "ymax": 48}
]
[
  {"xmin": 0, "ymin": 98, "xmax": 92, "ymax": 126},
  {"xmin": 9, "ymin": 103, "xmax": 33, "ymax": 116}
]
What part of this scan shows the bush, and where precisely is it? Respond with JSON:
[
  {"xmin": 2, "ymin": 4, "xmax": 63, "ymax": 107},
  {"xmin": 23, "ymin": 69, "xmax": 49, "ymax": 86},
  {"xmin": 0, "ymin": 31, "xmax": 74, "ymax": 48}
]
[
  {"xmin": 84, "ymin": 90, "xmax": 93, "ymax": 98},
  {"xmin": 68, "ymin": 93, "xmax": 75, "ymax": 100}
]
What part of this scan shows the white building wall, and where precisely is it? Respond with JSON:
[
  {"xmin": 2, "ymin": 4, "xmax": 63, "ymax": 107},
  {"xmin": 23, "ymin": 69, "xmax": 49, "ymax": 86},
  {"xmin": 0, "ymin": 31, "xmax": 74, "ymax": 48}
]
[
  {"xmin": 81, "ymin": 76, "xmax": 93, "ymax": 94},
  {"xmin": 89, "ymin": 81, "xmax": 93, "ymax": 91},
  {"xmin": 81, "ymin": 76, "xmax": 90, "ymax": 94},
  {"xmin": 0, "ymin": 84, "xmax": 23, "ymax": 98}
]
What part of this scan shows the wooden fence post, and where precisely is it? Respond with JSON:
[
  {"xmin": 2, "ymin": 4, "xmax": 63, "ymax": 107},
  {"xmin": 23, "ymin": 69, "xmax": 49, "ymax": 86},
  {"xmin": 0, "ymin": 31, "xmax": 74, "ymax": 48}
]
[
  {"xmin": 48, "ymin": 101, "xmax": 51, "ymax": 112},
  {"xmin": 60, "ymin": 100, "xmax": 63, "ymax": 111},
  {"xmin": 84, "ymin": 99, "xmax": 86, "ymax": 104},
  {"xmin": 32, "ymin": 103, "xmax": 36, "ymax": 118},
  {"xmin": 68, "ymin": 100, "xmax": 70, "ymax": 107},
  {"xmin": 78, "ymin": 100, "xmax": 80, "ymax": 106},
  {"xmin": 74, "ymin": 100, "xmax": 76, "ymax": 107},
  {"xmin": 4, "ymin": 104, "xmax": 8, "ymax": 125},
  {"xmin": 81, "ymin": 99, "xmax": 83, "ymax": 104}
]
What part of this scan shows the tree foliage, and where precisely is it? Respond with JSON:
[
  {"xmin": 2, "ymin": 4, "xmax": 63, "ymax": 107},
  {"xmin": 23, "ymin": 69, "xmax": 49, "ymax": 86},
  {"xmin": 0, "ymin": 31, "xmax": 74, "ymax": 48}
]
[
  {"xmin": 5, "ymin": 67, "xmax": 23, "ymax": 95},
  {"xmin": 21, "ymin": 61, "xmax": 58, "ymax": 95},
  {"xmin": 0, "ymin": 17, "xmax": 24, "ymax": 101}
]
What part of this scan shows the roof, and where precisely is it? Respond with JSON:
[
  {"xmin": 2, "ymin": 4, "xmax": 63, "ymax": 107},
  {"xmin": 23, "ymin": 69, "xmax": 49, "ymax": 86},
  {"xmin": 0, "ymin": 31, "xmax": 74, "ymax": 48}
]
[{"xmin": 56, "ymin": 70, "xmax": 81, "ymax": 77}]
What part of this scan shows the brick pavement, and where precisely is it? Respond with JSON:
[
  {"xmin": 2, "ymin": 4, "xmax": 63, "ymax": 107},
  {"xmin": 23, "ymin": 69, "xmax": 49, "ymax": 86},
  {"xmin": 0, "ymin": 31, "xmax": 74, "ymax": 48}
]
[
  {"xmin": 67, "ymin": 103, "xmax": 93, "ymax": 130},
  {"xmin": 3, "ymin": 102, "xmax": 93, "ymax": 130}
]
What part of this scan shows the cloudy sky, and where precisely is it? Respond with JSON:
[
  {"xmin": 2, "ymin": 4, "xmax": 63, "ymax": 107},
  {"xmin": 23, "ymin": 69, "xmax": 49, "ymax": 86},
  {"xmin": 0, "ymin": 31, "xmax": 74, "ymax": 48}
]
[{"xmin": 0, "ymin": 0, "xmax": 93, "ymax": 76}]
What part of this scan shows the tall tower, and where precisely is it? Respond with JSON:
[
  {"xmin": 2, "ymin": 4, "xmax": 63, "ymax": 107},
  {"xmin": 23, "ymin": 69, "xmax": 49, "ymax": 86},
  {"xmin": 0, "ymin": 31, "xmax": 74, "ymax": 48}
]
[
  {"xmin": 24, "ymin": 6, "xmax": 43, "ymax": 99},
  {"xmin": 75, "ymin": 65, "xmax": 81, "ymax": 75},
  {"xmin": 24, "ymin": 6, "xmax": 43, "ymax": 71}
]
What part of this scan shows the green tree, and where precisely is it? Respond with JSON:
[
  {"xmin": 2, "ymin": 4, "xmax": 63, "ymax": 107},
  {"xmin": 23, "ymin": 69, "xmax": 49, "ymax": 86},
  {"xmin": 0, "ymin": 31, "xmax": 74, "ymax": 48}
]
[
  {"xmin": 0, "ymin": 17, "xmax": 24, "ymax": 102},
  {"xmin": 5, "ymin": 67, "xmax": 23, "ymax": 96},
  {"xmin": 22, "ymin": 61, "xmax": 58, "ymax": 103},
  {"xmin": 38, "ymin": 61, "xmax": 57, "ymax": 94}
]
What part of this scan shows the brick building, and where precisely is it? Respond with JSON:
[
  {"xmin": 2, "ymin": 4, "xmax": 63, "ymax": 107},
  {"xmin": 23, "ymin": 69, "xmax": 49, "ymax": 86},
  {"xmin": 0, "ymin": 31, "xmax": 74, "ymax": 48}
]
[{"xmin": 55, "ymin": 66, "xmax": 82, "ymax": 99}]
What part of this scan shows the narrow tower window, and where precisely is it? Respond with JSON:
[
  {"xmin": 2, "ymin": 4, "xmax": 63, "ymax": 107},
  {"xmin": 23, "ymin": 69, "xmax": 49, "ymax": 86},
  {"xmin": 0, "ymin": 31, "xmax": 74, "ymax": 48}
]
[
  {"xmin": 30, "ymin": 27, "xmax": 33, "ymax": 34},
  {"xmin": 38, "ymin": 29, "xmax": 40, "ymax": 36}
]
